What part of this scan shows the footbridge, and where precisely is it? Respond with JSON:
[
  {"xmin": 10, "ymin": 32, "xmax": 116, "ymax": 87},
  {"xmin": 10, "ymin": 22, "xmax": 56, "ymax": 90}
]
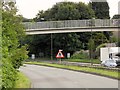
[{"xmin": 23, "ymin": 19, "xmax": 120, "ymax": 35}]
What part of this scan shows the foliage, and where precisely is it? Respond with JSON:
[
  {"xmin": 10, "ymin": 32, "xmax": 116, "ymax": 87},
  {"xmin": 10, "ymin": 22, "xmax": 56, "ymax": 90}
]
[
  {"xmin": 88, "ymin": 38, "xmax": 95, "ymax": 59},
  {"xmin": 112, "ymin": 14, "xmax": 120, "ymax": 19},
  {"xmin": 109, "ymin": 36, "xmax": 118, "ymax": 43},
  {"xmin": 22, "ymin": 17, "xmax": 33, "ymax": 22},
  {"xmin": 34, "ymin": 2, "xmax": 95, "ymax": 21},
  {"xmin": 53, "ymin": 33, "xmax": 82, "ymax": 57},
  {"xmin": 89, "ymin": 1, "xmax": 111, "ymax": 41},
  {"xmin": 70, "ymin": 51, "xmax": 89, "ymax": 59},
  {"xmin": 24, "ymin": 34, "xmax": 51, "ymax": 57},
  {"xmin": 2, "ymin": 58, "xmax": 17, "ymax": 88},
  {"xmin": 14, "ymin": 71, "xmax": 31, "ymax": 88},
  {"xmin": 89, "ymin": 0, "xmax": 110, "ymax": 19},
  {"xmin": 47, "ymin": 2, "xmax": 80, "ymax": 20},
  {"xmin": 2, "ymin": 1, "xmax": 28, "ymax": 88},
  {"xmin": 25, "ymin": 33, "xmax": 82, "ymax": 58},
  {"xmin": 28, "ymin": 1, "xmax": 110, "ymax": 59},
  {"xmin": 95, "ymin": 43, "xmax": 106, "ymax": 58},
  {"xmin": 30, "ymin": 1, "xmax": 96, "ymax": 58},
  {"xmin": 96, "ymin": 43, "xmax": 106, "ymax": 52},
  {"xmin": 11, "ymin": 46, "xmax": 28, "ymax": 69},
  {"xmin": 92, "ymin": 32, "xmax": 108, "ymax": 46},
  {"xmin": 88, "ymin": 33, "xmax": 108, "ymax": 59},
  {"xmin": 0, "ymin": 2, "xmax": 2, "ymax": 89},
  {"xmin": 76, "ymin": 32, "xmax": 91, "ymax": 50},
  {"xmin": 77, "ymin": 2, "xmax": 95, "ymax": 19},
  {"xmin": 117, "ymin": 38, "xmax": 120, "ymax": 47}
]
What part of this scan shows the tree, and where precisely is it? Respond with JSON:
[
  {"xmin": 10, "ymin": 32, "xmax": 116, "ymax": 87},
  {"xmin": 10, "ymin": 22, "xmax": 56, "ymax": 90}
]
[
  {"xmin": 24, "ymin": 34, "xmax": 51, "ymax": 57},
  {"xmin": 30, "ymin": 1, "xmax": 96, "ymax": 58},
  {"xmin": 89, "ymin": 0, "xmax": 111, "ymax": 45},
  {"xmin": 34, "ymin": 10, "xmax": 45, "ymax": 21},
  {"xmin": 22, "ymin": 17, "xmax": 33, "ymax": 22},
  {"xmin": 53, "ymin": 33, "xmax": 82, "ymax": 57},
  {"xmin": 25, "ymin": 33, "xmax": 82, "ymax": 58},
  {"xmin": 89, "ymin": 0, "xmax": 110, "ymax": 19},
  {"xmin": 34, "ymin": 2, "xmax": 95, "ymax": 21},
  {"xmin": 112, "ymin": 15, "xmax": 120, "ymax": 46},
  {"xmin": 2, "ymin": 1, "xmax": 28, "ymax": 88},
  {"xmin": 92, "ymin": 32, "xmax": 108, "ymax": 46},
  {"xmin": 0, "ymin": 2, "xmax": 2, "ymax": 89},
  {"xmin": 52, "ymin": 2, "xmax": 80, "ymax": 20},
  {"xmin": 112, "ymin": 14, "xmax": 120, "ymax": 19},
  {"xmin": 77, "ymin": 2, "xmax": 95, "ymax": 19},
  {"xmin": 88, "ymin": 38, "xmax": 95, "ymax": 59},
  {"xmin": 76, "ymin": 32, "xmax": 92, "ymax": 50}
]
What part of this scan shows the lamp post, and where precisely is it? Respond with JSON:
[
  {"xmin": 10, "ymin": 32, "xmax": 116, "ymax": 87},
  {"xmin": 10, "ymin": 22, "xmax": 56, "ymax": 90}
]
[{"xmin": 51, "ymin": 33, "xmax": 53, "ymax": 60}]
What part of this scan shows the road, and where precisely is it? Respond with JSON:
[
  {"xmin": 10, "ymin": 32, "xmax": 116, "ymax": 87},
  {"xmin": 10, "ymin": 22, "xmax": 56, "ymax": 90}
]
[{"xmin": 19, "ymin": 64, "xmax": 118, "ymax": 88}]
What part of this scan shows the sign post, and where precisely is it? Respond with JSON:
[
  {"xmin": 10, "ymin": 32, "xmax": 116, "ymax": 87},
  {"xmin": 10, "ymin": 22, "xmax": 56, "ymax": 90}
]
[
  {"xmin": 67, "ymin": 53, "xmax": 70, "ymax": 58},
  {"xmin": 56, "ymin": 50, "xmax": 64, "ymax": 63},
  {"xmin": 31, "ymin": 54, "xmax": 35, "ymax": 60}
]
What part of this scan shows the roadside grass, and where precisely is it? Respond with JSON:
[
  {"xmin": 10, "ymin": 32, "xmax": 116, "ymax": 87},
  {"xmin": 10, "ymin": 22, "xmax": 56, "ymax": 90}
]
[
  {"xmin": 14, "ymin": 71, "xmax": 31, "ymax": 88},
  {"xmin": 64, "ymin": 59, "xmax": 101, "ymax": 64},
  {"xmin": 26, "ymin": 58, "xmax": 50, "ymax": 61},
  {"xmin": 28, "ymin": 58, "xmax": 101, "ymax": 64},
  {"xmin": 25, "ymin": 61, "xmax": 120, "ymax": 79}
]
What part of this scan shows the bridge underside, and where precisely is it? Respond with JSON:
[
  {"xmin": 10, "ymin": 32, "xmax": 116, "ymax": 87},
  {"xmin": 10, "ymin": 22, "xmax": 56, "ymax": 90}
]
[{"xmin": 26, "ymin": 27, "xmax": 120, "ymax": 35}]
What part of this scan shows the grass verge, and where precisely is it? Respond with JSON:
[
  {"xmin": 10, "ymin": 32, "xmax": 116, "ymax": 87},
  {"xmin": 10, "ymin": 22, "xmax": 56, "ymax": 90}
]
[
  {"xmin": 64, "ymin": 59, "xmax": 101, "ymax": 64},
  {"xmin": 14, "ymin": 71, "xmax": 31, "ymax": 88},
  {"xmin": 29, "ymin": 58, "xmax": 101, "ymax": 64},
  {"xmin": 25, "ymin": 61, "xmax": 120, "ymax": 80}
]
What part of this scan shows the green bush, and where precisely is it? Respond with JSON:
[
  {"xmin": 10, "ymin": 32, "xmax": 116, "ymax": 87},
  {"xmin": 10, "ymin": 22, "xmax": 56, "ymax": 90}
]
[
  {"xmin": 95, "ymin": 43, "xmax": 106, "ymax": 58},
  {"xmin": 11, "ymin": 46, "xmax": 28, "ymax": 69},
  {"xmin": 2, "ymin": 58, "xmax": 17, "ymax": 88},
  {"xmin": 70, "ymin": 51, "xmax": 89, "ymax": 59},
  {"xmin": 2, "ymin": 2, "xmax": 28, "ymax": 89},
  {"xmin": 96, "ymin": 43, "xmax": 106, "ymax": 52}
]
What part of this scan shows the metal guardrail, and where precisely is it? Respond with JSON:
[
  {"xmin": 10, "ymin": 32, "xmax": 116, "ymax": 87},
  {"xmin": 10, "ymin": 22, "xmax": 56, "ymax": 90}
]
[{"xmin": 23, "ymin": 19, "xmax": 120, "ymax": 30}]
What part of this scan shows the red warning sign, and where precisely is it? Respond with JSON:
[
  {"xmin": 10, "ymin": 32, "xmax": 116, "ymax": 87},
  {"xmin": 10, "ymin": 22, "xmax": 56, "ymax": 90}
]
[{"xmin": 56, "ymin": 50, "xmax": 64, "ymax": 58}]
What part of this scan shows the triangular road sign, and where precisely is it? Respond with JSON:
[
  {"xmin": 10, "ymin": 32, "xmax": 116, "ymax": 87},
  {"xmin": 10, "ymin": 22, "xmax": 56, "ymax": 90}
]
[{"xmin": 56, "ymin": 50, "xmax": 64, "ymax": 58}]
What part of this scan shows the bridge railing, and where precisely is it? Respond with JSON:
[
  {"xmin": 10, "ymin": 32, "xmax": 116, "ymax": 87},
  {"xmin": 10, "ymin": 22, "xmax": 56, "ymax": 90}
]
[{"xmin": 23, "ymin": 19, "xmax": 120, "ymax": 30}]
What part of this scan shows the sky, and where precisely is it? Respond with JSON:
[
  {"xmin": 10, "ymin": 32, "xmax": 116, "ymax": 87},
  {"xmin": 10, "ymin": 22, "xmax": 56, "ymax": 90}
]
[{"xmin": 16, "ymin": 0, "xmax": 120, "ymax": 19}]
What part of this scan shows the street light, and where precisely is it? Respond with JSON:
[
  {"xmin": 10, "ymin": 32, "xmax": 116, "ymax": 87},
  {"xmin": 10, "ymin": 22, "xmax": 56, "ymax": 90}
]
[{"xmin": 51, "ymin": 33, "xmax": 53, "ymax": 60}]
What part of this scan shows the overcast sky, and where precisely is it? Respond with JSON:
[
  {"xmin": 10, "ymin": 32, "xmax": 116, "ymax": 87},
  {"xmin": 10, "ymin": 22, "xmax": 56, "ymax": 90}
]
[{"xmin": 16, "ymin": 0, "xmax": 120, "ymax": 19}]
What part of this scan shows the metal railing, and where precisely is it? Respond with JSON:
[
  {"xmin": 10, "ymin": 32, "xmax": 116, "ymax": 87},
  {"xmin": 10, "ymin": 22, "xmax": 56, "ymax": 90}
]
[{"xmin": 23, "ymin": 19, "xmax": 120, "ymax": 30}]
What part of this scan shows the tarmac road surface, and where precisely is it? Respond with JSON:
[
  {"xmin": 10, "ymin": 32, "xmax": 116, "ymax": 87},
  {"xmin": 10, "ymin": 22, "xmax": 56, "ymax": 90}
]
[{"xmin": 19, "ymin": 64, "xmax": 118, "ymax": 88}]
